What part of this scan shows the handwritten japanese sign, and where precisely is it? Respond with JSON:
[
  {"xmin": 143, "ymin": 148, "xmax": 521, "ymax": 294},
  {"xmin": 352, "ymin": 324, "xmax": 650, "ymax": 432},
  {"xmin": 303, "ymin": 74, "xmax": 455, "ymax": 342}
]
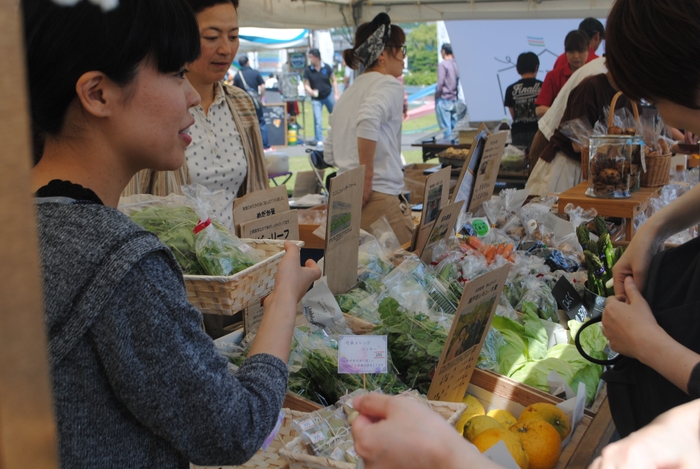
[{"xmin": 338, "ymin": 335, "xmax": 388, "ymax": 374}]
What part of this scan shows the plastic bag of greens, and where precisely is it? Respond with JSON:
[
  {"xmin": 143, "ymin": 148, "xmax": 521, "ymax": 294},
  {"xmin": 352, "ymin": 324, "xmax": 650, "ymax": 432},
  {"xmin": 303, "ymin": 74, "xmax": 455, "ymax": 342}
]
[
  {"xmin": 181, "ymin": 184, "xmax": 259, "ymax": 276},
  {"xmin": 517, "ymin": 277, "xmax": 558, "ymax": 322},
  {"xmin": 123, "ymin": 194, "xmax": 207, "ymax": 274}
]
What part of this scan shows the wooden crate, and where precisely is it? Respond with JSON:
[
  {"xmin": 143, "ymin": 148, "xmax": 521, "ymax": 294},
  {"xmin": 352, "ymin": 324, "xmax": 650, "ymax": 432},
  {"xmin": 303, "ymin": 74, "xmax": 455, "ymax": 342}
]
[{"xmin": 282, "ymin": 369, "xmax": 613, "ymax": 469}]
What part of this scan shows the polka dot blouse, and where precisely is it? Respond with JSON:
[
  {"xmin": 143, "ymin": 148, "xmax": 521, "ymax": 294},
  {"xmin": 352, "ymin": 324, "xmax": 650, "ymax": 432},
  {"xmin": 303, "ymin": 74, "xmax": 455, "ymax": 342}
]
[{"xmin": 186, "ymin": 82, "xmax": 247, "ymax": 231}]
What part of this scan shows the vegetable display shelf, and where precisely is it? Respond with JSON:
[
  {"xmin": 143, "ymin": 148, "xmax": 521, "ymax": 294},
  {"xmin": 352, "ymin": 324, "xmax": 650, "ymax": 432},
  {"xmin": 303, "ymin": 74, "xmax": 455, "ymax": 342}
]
[
  {"xmin": 280, "ymin": 368, "xmax": 614, "ymax": 469},
  {"xmin": 557, "ymin": 181, "xmax": 663, "ymax": 240}
]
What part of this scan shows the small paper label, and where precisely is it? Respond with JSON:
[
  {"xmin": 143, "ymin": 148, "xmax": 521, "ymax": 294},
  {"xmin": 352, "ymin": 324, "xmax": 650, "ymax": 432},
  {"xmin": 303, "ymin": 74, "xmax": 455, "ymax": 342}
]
[
  {"xmin": 330, "ymin": 447, "xmax": 344, "ymax": 460},
  {"xmin": 347, "ymin": 447, "xmax": 357, "ymax": 458},
  {"xmin": 298, "ymin": 418, "xmax": 315, "ymax": 431},
  {"xmin": 338, "ymin": 335, "xmax": 388, "ymax": 374},
  {"xmin": 238, "ymin": 243, "xmax": 253, "ymax": 253},
  {"xmin": 308, "ymin": 431, "xmax": 325, "ymax": 444}
]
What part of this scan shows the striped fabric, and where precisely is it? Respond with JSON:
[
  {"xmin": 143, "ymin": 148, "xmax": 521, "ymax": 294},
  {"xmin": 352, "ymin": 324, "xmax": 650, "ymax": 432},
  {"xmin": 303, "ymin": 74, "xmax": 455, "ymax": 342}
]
[{"xmin": 122, "ymin": 83, "xmax": 269, "ymax": 199}]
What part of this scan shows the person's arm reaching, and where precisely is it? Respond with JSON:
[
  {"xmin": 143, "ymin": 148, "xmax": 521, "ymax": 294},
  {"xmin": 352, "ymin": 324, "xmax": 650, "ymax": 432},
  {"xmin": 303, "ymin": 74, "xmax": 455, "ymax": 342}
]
[
  {"xmin": 357, "ymin": 137, "xmax": 376, "ymax": 206},
  {"xmin": 435, "ymin": 62, "xmax": 445, "ymax": 99},
  {"xmin": 536, "ymin": 105, "xmax": 550, "ymax": 117},
  {"xmin": 304, "ymin": 78, "xmax": 317, "ymax": 98},
  {"xmin": 351, "ymin": 393, "xmax": 505, "ymax": 469},
  {"xmin": 248, "ymin": 242, "xmax": 321, "ymax": 361}
]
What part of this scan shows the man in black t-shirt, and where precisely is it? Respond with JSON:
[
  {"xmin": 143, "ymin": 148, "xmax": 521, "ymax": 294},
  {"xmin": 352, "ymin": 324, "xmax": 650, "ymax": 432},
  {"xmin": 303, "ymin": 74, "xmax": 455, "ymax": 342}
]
[
  {"xmin": 504, "ymin": 52, "xmax": 542, "ymax": 150},
  {"xmin": 303, "ymin": 48, "xmax": 338, "ymax": 146},
  {"xmin": 233, "ymin": 56, "xmax": 270, "ymax": 149}
]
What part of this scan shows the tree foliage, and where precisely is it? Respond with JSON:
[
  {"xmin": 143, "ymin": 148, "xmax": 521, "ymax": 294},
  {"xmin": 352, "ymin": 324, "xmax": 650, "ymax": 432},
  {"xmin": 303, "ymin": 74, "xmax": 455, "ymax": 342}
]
[{"xmin": 405, "ymin": 22, "xmax": 437, "ymax": 86}]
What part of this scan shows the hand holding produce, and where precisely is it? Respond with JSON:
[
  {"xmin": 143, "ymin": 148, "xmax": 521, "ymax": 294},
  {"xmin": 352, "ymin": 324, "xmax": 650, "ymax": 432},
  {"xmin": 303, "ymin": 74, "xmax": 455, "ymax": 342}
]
[{"xmin": 351, "ymin": 393, "xmax": 503, "ymax": 469}]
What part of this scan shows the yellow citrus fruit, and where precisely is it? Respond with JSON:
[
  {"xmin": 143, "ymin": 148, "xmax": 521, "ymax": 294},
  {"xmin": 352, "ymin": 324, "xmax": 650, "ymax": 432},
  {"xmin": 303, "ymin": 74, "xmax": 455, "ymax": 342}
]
[
  {"xmin": 518, "ymin": 402, "xmax": 571, "ymax": 441},
  {"xmin": 454, "ymin": 395, "xmax": 486, "ymax": 434},
  {"xmin": 464, "ymin": 415, "xmax": 504, "ymax": 442},
  {"xmin": 462, "ymin": 394, "xmax": 486, "ymax": 416},
  {"xmin": 473, "ymin": 427, "xmax": 529, "ymax": 469},
  {"xmin": 487, "ymin": 408, "xmax": 518, "ymax": 429},
  {"xmin": 510, "ymin": 419, "xmax": 561, "ymax": 469}
]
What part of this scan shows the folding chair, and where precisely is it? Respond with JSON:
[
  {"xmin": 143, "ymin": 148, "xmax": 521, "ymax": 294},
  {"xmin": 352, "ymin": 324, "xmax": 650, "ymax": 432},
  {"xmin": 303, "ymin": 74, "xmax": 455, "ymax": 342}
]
[{"xmin": 306, "ymin": 148, "xmax": 336, "ymax": 196}]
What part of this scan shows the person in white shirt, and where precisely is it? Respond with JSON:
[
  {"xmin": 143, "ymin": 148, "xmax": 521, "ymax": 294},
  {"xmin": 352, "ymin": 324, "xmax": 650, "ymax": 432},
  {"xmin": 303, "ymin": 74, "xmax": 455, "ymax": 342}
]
[{"xmin": 323, "ymin": 12, "xmax": 414, "ymax": 244}]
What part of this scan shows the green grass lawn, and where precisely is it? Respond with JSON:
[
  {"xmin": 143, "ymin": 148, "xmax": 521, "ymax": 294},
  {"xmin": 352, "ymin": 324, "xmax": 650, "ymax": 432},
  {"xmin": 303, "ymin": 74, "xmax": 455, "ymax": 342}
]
[
  {"xmin": 277, "ymin": 148, "xmax": 434, "ymax": 195},
  {"xmin": 292, "ymin": 100, "xmax": 438, "ymax": 142}
]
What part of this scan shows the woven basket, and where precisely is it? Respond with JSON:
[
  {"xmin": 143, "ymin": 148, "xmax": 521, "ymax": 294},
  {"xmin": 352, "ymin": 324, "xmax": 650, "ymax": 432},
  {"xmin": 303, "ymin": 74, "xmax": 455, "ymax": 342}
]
[
  {"xmin": 640, "ymin": 153, "xmax": 671, "ymax": 187},
  {"xmin": 184, "ymin": 239, "xmax": 304, "ymax": 315},
  {"xmin": 279, "ymin": 401, "xmax": 466, "ymax": 469},
  {"xmin": 581, "ymin": 145, "xmax": 590, "ymax": 180},
  {"xmin": 191, "ymin": 408, "xmax": 305, "ymax": 469}
]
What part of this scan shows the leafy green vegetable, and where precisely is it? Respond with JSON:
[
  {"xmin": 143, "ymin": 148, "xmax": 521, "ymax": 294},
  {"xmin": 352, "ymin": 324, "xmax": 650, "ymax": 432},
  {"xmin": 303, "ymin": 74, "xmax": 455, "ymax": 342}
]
[
  {"xmin": 373, "ymin": 297, "xmax": 448, "ymax": 394},
  {"xmin": 288, "ymin": 329, "xmax": 408, "ymax": 405},
  {"xmin": 129, "ymin": 204, "xmax": 257, "ymax": 275},
  {"xmin": 509, "ymin": 357, "xmax": 575, "ymax": 392}
]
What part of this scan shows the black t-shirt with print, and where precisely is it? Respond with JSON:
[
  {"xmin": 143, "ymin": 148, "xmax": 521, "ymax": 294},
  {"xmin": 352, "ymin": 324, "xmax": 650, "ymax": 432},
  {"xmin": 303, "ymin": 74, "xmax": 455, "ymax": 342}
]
[
  {"xmin": 504, "ymin": 78, "xmax": 542, "ymax": 137},
  {"xmin": 303, "ymin": 63, "xmax": 334, "ymax": 100}
]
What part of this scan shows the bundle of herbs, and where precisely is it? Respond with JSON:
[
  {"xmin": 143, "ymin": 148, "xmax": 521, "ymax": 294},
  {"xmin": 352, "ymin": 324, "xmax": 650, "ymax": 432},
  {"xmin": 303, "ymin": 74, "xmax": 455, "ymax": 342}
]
[
  {"xmin": 372, "ymin": 297, "xmax": 448, "ymax": 394},
  {"xmin": 577, "ymin": 216, "xmax": 624, "ymax": 296}
]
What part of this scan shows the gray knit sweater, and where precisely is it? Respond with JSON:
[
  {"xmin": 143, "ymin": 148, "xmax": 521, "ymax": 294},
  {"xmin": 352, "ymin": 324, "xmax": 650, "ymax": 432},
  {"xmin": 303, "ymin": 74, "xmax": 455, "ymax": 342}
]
[{"xmin": 36, "ymin": 196, "xmax": 288, "ymax": 468}]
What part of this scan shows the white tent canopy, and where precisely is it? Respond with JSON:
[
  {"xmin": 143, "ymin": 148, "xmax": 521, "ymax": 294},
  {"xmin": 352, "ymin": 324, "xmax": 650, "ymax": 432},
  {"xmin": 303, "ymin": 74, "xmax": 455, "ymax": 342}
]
[{"xmin": 239, "ymin": 0, "xmax": 614, "ymax": 29}]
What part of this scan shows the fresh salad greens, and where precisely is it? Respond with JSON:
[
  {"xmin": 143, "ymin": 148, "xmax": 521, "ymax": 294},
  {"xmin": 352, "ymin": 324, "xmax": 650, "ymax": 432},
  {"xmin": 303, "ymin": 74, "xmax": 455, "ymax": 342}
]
[
  {"xmin": 373, "ymin": 297, "xmax": 448, "ymax": 394},
  {"xmin": 129, "ymin": 204, "xmax": 257, "ymax": 275}
]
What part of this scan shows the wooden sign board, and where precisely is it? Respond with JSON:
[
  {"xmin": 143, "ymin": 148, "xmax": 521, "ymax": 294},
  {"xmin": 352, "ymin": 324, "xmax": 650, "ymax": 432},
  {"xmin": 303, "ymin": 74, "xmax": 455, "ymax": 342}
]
[
  {"xmin": 239, "ymin": 210, "xmax": 299, "ymax": 241},
  {"xmin": 427, "ymin": 265, "xmax": 510, "ymax": 402},
  {"xmin": 233, "ymin": 185, "xmax": 290, "ymax": 235},
  {"xmin": 418, "ymin": 201, "xmax": 464, "ymax": 264},
  {"xmin": 413, "ymin": 166, "xmax": 451, "ymax": 253},
  {"xmin": 467, "ymin": 131, "xmax": 508, "ymax": 212},
  {"xmin": 263, "ymin": 104, "xmax": 287, "ymax": 147},
  {"xmin": 324, "ymin": 166, "xmax": 364, "ymax": 295}
]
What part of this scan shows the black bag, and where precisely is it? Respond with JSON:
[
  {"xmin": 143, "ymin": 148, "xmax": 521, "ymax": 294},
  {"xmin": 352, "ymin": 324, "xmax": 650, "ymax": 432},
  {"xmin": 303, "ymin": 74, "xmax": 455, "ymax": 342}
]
[
  {"xmin": 237, "ymin": 71, "xmax": 263, "ymax": 115},
  {"xmin": 603, "ymin": 236, "xmax": 700, "ymax": 437}
]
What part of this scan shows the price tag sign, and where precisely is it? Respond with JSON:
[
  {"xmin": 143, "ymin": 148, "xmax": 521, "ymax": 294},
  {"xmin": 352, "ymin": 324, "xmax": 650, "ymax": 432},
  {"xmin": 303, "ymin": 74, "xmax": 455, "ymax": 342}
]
[{"xmin": 338, "ymin": 335, "xmax": 388, "ymax": 374}]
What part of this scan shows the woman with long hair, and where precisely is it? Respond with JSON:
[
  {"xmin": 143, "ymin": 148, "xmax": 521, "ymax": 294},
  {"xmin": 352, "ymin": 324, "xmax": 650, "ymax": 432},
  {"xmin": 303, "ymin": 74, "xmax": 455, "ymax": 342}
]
[
  {"xmin": 24, "ymin": 0, "xmax": 319, "ymax": 466},
  {"xmin": 323, "ymin": 13, "xmax": 414, "ymax": 245}
]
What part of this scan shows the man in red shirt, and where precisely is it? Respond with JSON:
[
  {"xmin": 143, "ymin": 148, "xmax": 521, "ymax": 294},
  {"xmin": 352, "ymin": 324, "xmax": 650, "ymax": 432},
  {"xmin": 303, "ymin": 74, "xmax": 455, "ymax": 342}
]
[
  {"xmin": 552, "ymin": 18, "xmax": 605, "ymax": 70},
  {"xmin": 535, "ymin": 30, "xmax": 589, "ymax": 117}
]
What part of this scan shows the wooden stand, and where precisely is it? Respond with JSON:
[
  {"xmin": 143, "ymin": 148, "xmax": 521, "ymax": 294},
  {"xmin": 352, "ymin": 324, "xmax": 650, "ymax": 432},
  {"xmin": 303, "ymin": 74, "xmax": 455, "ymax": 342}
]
[
  {"xmin": 0, "ymin": 1, "xmax": 59, "ymax": 466},
  {"xmin": 557, "ymin": 182, "xmax": 663, "ymax": 240}
]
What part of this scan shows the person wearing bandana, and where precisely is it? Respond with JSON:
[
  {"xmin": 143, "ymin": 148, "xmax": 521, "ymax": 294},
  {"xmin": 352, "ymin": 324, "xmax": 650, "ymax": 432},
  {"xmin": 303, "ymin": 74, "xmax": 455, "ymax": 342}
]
[{"xmin": 323, "ymin": 13, "xmax": 414, "ymax": 245}]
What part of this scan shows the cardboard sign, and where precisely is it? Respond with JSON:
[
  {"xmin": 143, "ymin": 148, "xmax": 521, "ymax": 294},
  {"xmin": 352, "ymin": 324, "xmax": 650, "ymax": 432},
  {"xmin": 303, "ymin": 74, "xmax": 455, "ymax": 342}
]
[
  {"xmin": 451, "ymin": 130, "xmax": 488, "ymax": 211},
  {"xmin": 413, "ymin": 166, "xmax": 451, "ymax": 252},
  {"xmin": 552, "ymin": 276, "xmax": 588, "ymax": 322},
  {"xmin": 427, "ymin": 265, "xmax": 510, "ymax": 402},
  {"xmin": 418, "ymin": 201, "xmax": 464, "ymax": 263},
  {"xmin": 293, "ymin": 170, "xmax": 324, "ymax": 198},
  {"xmin": 233, "ymin": 185, "xmax": 289, "ymax": 235},
  {"xmin": 239, "ymin": 210, "xmax": 299, "ymax": 241},
  {"xmin": 338, "ymin": 335, "xmax": 388, "ymax": 374},
  {"xmin": 324, "ymin": 166, "xmax": 364, "ymax": 295},
  {"xmin": 243, "ymin": 302, "xmax": 265, "ymax": 336},
  {"xmin": 468, "ymin": 131, "xmax": 508, "ymax": 212}
]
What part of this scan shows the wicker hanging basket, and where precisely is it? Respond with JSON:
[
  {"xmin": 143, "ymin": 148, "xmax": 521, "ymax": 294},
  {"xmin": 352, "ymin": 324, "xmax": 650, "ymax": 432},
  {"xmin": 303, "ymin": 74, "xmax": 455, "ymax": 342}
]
[{"xmin": 640, "ymin": 153, "xmax": 672, "ymax": 187}]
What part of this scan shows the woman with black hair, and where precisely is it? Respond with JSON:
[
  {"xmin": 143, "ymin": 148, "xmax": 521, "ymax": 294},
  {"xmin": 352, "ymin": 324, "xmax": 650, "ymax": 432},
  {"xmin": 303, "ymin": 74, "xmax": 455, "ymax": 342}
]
[
  {"xmin": 24, "ymin": 0, "xmax": 320, "ymax": 466},
  {"xmin": 124, "ymin": 0, "xmax": 269, "ymax": 232},
  {"xmin": 323, "ymin": 13, "xmax": 415, "ymax": 245}
]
